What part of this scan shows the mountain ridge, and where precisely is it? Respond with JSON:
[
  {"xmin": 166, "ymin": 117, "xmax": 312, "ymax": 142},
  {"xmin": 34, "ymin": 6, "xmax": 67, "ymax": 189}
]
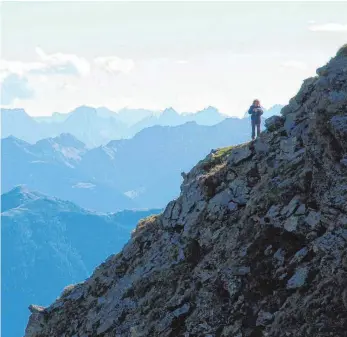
[
  {"xmin": 2, "ymin": 187, "xmax": 162, "ymax": 337},
  {"xmin": 24, "ymin": 47, "xmax": 347, "ymax": 336},
  {"xmin": 1, "ymin": 135, "xmax": 136, "ymax": 212},
  {"xmin": 2, "ymin": 117, "xmax": 257, "ymax": 210},
  {"xmin": 1, "ymin": 104, "xmax": 284, "ymax": 146}
]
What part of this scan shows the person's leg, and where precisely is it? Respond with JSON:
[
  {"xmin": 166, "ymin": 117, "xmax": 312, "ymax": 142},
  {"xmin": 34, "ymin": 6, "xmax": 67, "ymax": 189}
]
[
  {"xmin": 256, "ymin": 123, "xmax": 261, "ymax": 138},
  {"xmin": 251, "ymin": 120, "xmax": 256, "ymax": 140}
]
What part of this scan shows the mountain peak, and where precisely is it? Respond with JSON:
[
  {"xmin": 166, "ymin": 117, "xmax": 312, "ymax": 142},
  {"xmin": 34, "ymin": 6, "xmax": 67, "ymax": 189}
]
[
  {"xmin": 2, "ymin": 186, "xmax": 83, "ymax": 215},
  {"xmin": 162, "ymin": 107, "xmax": 178, "ymax": 115},
  {"xmin": 1, "ymin": 185, "xmax": 42, "ymax": 212},
  {"xmin": 1, "ymin": 108, "xmax": 34, "ymax": 123},
  {"xmin": 2, "ymin": 135, "xmax": 31, "ymax": 147},
  {"xmin": 69, "ymin": 106, "xmax": 98, "ymax": 118},
  {"xmin": 204, "ymin": 105, "xmax": 218, "ymax": 111},
  {"xmin": 198, "ymin": 106, "xmax": 219, "ymax": 114},
  {"xmin": 52, "ymin": 133, "xmax": 86, "ymax": 149},
  {"xmin": 7, "ymin": 185, "xmax": 35, "ymax": 196}
]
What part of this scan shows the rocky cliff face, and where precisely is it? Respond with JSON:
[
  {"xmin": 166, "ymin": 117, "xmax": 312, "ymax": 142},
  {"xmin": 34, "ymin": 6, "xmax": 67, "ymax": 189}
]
[{"xmin": 25, "ymin": 47, "xmax": 347, "ymax": 337}]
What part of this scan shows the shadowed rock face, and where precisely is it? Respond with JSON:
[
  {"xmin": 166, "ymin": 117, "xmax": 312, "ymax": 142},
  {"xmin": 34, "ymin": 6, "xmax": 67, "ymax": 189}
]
[{"xmin": 25, "ymin": 49, "xmax": 347, "ymax": 337}]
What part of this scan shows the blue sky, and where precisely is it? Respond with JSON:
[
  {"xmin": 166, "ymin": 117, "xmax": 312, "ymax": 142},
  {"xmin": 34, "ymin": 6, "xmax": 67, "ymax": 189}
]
[{"xmin": 1, "ymin": 1, "xmax": 347, "ymax": 117}]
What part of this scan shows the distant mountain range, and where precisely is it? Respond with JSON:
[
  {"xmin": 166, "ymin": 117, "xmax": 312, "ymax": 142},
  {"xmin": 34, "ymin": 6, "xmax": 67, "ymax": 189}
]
[
  {"xmin": 1, "ymin": 105, "xmax": 283, "ymax": 147},
  {"xmin": 128, "ymin": 106, "xmax": 228, "ymax": 136},
  {"xmin": 1, "ymin": 134, "xmax": 136, "ymax": 211},
  {"xmin": 2, "ymin": 110, "xmax": 282, "ymax": 211},
  {"xmin": 1, "ymin": 186, "xmax": 161, "ymax": 337}
]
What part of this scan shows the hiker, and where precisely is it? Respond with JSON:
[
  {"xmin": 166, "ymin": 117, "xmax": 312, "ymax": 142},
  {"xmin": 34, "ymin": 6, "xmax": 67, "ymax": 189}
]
[{"xmin": 248, "ymin": 99, "xmax": 264, "ymax": 140}]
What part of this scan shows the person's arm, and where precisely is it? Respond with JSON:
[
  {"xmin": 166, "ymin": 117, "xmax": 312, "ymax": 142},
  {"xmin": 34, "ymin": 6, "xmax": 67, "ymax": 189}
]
[
  {"xmin": 248, "ymin": 106, "xmax": 254, "ymax": 115},
  {"xmin": 257, "ymin": 107, "xmax": 264, "ymax": 115}
]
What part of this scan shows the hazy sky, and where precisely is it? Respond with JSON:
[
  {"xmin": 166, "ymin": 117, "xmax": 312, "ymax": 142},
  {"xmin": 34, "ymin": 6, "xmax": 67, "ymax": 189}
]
[{"xmin": 1, "ymin": 1, "xmax": 347, "ymax": 117}]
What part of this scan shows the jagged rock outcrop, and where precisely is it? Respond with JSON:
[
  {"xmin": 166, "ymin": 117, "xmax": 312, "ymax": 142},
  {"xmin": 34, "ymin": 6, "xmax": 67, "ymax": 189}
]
[{"xmin": 25, "ymin": 46, "xmax": 347, "ymax": 337}]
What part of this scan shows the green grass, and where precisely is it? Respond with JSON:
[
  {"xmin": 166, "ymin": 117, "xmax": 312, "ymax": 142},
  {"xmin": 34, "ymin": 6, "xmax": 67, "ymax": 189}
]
[
  {"xmin": 213, "ymin": 146, "xmax": 234, "ymax": 160},
  {"xmin": 200, "ymin": 145, "xmax": 234, "ymax": 171}
]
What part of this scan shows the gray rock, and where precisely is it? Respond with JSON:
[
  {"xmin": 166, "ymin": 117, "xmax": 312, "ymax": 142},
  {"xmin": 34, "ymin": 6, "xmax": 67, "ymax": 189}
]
[
  {"xmin": 264, "ymin": 245, "xmax": 273, "ymax": 256},
  {"xmin": 228, "ymin": 178, "xmax": 249, "ymax": 205},
  {"xmin": 287, "ymin": 266, "xmax": 308, "ymax": 289},
  {"xmin": 172, "ymin": 303, "xmax": 190, "ymax": 317},
  {"xmin": 295, "ymin": 204, "xmax": 306, "ymax": 216},
  {"xmin": 279, "ymin": 137, "xmax": 296, "ymax": 160},
  {"xmin": 266, "ymin": 205, "xmax": 282, "ymax": 219},
  {"xmin": 290, "ymin": 247, "xmax": 309, "ymax": 265},
  {"xmin": 254, "ymin": 138, "xmax": 270, "ymax": 154},
  {"xmin": 28, "ymin": 305, "xmax": 45, "ymax": 314},
  {"xmin": 224, "ymin": 277, "xmax": 242, "ymax": 298},
  {"xmin": 228, "ymin": 201, "xmax": 238, "ymax": 211},
  {"xmin": 265, "ymin": 115, "xmax": 285, "ymax": 132},
  {"xmin": 228, "ymin": 266, "xmax": 251, "ymax": 276},
  {"xmin": 281, "ymin": 196, "xmax": 301, "ymax": 217},
  {"xmin": 228, "ymin": 146, "xmax": 252, "ymax": 165},
  {"xmin": 256, "ymin": 311, "xmax": 274, "ymax": 326},
  {"xmin": 328, "ymin": 90, "xmax": 347, "ymax": 104},
  {"xmin": 305, "ymin": 211, "xmax": 321, "ymax": 229},
  {"xmin": 330, "ymin": 115, "xmax": 347, "ymax": 150},
  {"xmin": 284, "ymin": 216, "xmax": 298, "ymax": 232},
  {"xmin": 273, "ymin": 248, "xmax": 285, "ymax": 266}
]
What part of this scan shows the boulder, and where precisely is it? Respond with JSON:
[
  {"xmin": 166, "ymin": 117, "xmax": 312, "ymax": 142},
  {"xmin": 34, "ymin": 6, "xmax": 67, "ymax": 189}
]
[{"xmin": 265, "ymin": 115, "xmax": 285, "ymax": 132}]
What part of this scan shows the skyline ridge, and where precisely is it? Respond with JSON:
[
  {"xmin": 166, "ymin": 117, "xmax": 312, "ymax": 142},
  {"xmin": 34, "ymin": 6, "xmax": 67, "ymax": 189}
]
[
  {"xmin": 1, "ymin": 103, "xmax": 283, "ymax": 118},
  {"xmin": 2, "ymin": 2, "xmax": 345, "ymax": 116}
]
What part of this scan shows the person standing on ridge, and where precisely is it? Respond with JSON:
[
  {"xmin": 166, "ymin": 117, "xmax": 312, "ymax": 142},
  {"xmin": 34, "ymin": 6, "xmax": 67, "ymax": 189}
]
[{"xmin": 248, "ymin": 99, "xmax": 264, "ymax": 140}]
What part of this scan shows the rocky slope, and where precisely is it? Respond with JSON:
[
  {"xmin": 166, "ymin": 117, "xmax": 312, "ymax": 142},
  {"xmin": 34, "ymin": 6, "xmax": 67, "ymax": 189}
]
[{"xmin": 25, "ymin": 47, "xmax": 347, "ymax": 337}]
